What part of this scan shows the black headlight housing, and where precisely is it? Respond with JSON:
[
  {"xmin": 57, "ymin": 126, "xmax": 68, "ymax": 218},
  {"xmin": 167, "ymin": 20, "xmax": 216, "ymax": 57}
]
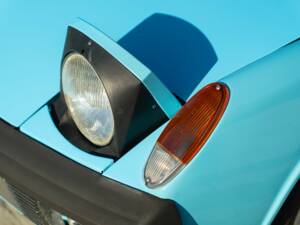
[{"xmin": 50, "ymin": 27, "xmax": 170, "ymax": 159}]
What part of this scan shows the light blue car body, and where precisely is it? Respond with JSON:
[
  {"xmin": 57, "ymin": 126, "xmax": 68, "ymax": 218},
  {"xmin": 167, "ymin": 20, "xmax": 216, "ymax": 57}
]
[{"xmin": 0, "ymin": 1, "xmax": 300, "ymax": 224}]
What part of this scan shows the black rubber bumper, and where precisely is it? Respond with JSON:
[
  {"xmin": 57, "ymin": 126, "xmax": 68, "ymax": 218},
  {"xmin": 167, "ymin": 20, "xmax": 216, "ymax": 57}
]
[{"xmin": 0, "ymin": 120, "xmax": 182, "ymax": 225}]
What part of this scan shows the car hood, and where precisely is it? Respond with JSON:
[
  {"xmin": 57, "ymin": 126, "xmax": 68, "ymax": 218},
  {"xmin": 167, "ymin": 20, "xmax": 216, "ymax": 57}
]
[{"xmin": 1, "ymin": 0, "xmax": 300, "ymax": 126}]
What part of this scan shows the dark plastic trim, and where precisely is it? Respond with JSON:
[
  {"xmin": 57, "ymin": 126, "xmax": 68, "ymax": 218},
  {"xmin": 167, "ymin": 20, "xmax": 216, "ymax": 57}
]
[
  {"xmin": 52, "ymin": 27, "xmax": 168, "ymax": 158},
  {"xmin": 0, "ymin": 119, "xmax": 182, "ymax": 225}
]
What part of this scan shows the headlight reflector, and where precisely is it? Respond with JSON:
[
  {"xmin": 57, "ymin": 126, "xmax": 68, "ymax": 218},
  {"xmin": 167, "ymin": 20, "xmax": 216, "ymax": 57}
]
[{"xmin": 62, "ymin": 53, "xmax": 114, "ymax": 146}]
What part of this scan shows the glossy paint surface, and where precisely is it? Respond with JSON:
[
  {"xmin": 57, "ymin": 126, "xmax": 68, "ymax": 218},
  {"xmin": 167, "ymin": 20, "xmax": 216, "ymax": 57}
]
[
  {"xmin": 1, "ymin": 1, "xmax": 300, "ymax": 224},
  {"xmin": 104, "ymin": 41, "xmax": 300, "ymax": 224},
  {"xmin": 1, "ymin": 0, "xmax": 300, "ymax": 126},
  {"xmin": 20, "ymin": 106, "xmax": 113, "ymax": 173}
]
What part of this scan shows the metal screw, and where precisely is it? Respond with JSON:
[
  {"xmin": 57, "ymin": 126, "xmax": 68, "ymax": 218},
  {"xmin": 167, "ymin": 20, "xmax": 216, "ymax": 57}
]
[
  {"xmin": 145, "ymin": 177, "xmax": 151, "ymax": 184},
  {"xmin": 215, "ymin": 84, "xmax": 221, "ymax": 91}
]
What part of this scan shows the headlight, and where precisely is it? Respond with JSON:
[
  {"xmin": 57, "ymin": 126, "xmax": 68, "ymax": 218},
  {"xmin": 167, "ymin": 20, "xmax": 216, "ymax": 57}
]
[
  {"xmin": 51, "ymin": 24, "xmax": 181, "ymax": 158},
  {"xmin": 62, "ymin": 53, "xmax": 114, "ymax": 146}
]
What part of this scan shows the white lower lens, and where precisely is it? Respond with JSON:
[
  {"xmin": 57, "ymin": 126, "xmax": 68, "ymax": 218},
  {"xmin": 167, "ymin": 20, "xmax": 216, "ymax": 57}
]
[
  {"xmin": 62, "ymin": 53, "xmax": 114, "ymax": 146},
  {"xmin": 144, "ymin": 144, "xmax": 182, "ymax": 187}
]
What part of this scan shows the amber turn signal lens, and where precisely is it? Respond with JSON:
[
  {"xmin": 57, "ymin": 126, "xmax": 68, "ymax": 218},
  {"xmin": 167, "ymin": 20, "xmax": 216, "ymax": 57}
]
[
  {"xmin": 145, "ymin": 83, "xmax": 230, "ymax": 187},
  {"xmin": 158, "ymin": 82, "xmax": 229, "ymax": 163}
]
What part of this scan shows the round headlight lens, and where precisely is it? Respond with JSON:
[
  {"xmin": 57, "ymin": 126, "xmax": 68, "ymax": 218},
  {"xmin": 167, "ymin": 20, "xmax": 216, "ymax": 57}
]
[{"xmin": 62, "ymin": 53, "xmax": 114, "ymax": 146}]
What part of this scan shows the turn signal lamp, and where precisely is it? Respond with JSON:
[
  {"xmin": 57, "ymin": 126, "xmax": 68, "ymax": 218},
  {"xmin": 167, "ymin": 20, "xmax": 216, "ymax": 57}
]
[{"xmin": 144, "ymin": 83, "xmax": 230, "ymax": 188}]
